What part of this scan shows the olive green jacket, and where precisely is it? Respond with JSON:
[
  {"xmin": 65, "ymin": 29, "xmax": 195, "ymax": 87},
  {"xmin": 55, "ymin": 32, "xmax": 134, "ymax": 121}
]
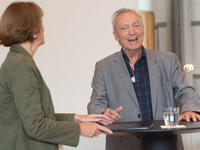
[{"xmin": 0, "ymin": 44, "xmax": 80, "ymax": 150}]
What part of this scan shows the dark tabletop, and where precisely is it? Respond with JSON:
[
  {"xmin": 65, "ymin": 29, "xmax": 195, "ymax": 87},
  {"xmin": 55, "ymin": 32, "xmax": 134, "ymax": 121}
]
[{"xmin": 110, "ymin": 120, "xmax": 200, "ymax": 136}]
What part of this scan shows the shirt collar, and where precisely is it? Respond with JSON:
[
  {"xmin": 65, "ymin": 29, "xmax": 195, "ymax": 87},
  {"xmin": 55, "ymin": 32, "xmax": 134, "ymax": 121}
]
[{"xmin": 121, "ymin": 47, "xmax": 146, "ymax": 62}]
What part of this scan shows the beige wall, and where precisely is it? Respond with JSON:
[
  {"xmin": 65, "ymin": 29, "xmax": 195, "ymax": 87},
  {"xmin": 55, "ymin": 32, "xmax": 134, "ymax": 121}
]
[{"xmin": 0, "ymin": 0, "xmax": 138, "ymax": 150}]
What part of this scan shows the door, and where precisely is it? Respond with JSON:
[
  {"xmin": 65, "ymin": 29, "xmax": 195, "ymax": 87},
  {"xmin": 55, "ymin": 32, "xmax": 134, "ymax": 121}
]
[{"xmin": 180, "ymin": 1, "xmax": 200, "ymax": 150}]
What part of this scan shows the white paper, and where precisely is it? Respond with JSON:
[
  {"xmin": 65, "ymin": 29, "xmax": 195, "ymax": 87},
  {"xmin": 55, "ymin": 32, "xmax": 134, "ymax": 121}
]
[{"xmin": 160, "ymin": 125, "xmax": 186, "ymax": 129}]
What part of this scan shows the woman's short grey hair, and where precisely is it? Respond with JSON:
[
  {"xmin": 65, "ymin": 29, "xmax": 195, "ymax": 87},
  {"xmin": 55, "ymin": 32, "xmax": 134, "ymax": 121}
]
[{"xmin": 111, "ymin": 8, "xmax": 143, "ymax": 32}]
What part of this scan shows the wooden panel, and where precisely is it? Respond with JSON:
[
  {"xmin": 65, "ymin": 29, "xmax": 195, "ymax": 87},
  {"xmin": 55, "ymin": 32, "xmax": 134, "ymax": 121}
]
[{"xmin": 140, "ymin": 10, "xmax": 155, "ymax": 50}]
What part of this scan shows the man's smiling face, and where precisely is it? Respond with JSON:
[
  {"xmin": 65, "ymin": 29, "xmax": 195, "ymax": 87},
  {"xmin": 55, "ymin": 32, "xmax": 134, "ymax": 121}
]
[{"xmin": 113, "ymin": 11, "xmax": 144, "ymax": 53}]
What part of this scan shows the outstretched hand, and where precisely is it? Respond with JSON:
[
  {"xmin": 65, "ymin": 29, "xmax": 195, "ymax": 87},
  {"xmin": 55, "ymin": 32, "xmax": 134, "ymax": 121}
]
[
  {"xmin": 103, "ymin": 106, "xmax": 123, "ymax": 122},
  {"xmin": 79, "ymin": 122, "xmax": 113, "ymax": 138},
  {"xmin": 179, "ymin": 111, "xmax": 200, "ymax": 122},
  {"xmin": 74, "ymin": 114, "xmax": 112, "ymax": 125}
]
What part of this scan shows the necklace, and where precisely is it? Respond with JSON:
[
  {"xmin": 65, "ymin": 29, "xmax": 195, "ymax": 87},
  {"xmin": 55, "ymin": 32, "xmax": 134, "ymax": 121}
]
[{"xmin": 131, "ymin": 69, "xmax": 135, "ymax": 83}]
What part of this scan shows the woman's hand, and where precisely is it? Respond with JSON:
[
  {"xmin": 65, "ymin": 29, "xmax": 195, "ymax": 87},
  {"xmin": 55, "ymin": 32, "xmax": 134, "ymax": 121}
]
[
  {"xmin": 74, "ymin": 114, "xmax": 113, "ymax": 125},
  {"xmin": 79, "ymin": 122, "xmax": 113, "ymax": 138}
]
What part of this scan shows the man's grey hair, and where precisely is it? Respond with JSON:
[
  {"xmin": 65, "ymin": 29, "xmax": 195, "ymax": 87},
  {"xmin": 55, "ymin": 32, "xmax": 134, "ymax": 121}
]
[{"xmin": 111, "ymin": 8, "xmax": 143, "ymax": 32}]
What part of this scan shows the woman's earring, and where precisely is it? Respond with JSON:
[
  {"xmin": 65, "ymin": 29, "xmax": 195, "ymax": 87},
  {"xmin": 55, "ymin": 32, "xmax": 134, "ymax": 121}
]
[{"xmin": 33, "ymin": 35, "xmax": 37, "ymax": 39}]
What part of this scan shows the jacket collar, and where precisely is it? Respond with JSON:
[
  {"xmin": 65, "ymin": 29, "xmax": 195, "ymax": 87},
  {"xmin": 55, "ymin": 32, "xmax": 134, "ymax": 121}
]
[{"xmin": 10, "ymin": 44, "xmax": 32, "ymax": 59}]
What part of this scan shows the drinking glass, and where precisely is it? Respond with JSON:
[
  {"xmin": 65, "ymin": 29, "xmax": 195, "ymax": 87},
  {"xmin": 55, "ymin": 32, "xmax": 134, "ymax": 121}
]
[{"xmin": 163, "ymin": 107, "xmax": 179, "ymax": 127}]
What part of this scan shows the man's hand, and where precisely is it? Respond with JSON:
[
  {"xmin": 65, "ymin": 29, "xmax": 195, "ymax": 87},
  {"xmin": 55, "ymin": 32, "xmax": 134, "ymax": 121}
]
[
  {"xmin": 103, "ymin": 106, "xmax": 123, "ymax": 122},
  {"xmin": 179, "ymin": 111, "xmax": 200, "ymax": 122},
  {"xmin": 74, "ymin": 114, "xmax": 112, "ymax": 125},
  {"xmin": 79, "ymin": 122, "xmax": 113, "ymax": 138}
]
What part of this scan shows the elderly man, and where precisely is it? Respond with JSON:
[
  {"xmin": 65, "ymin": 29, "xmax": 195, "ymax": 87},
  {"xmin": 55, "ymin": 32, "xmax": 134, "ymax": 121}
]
[{"xmin": 88, "ymin": 8, "xmax": 200, "ymax": 150}]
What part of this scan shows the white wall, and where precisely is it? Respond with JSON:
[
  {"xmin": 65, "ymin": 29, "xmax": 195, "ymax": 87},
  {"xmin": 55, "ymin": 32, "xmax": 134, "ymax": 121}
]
[
  {"xmin": 138, "ymin": 0, "xmax": 153, "ymax": 11},
  {"xmin": 0, "ymin": 0, "xmax": 138, "ymax": 150}
]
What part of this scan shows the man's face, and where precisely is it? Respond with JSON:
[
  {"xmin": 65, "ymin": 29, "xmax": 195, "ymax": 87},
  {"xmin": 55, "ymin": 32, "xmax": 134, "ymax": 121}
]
[{"xmin": 113, "ymin": 12, "xmax": 144, "ymax": 53}]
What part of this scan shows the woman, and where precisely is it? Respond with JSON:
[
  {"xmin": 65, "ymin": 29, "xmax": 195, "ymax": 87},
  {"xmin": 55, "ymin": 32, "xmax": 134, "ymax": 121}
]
[{"xmin": 0, "ymin": 2, "xmax": 112, "ymax": 150}]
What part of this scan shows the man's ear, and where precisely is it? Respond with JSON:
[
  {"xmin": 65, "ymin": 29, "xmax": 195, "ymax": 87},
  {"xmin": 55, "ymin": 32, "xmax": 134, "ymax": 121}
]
[{"xmin": 113, "ymin": 31, "xmax": 119, "ymax": 41}]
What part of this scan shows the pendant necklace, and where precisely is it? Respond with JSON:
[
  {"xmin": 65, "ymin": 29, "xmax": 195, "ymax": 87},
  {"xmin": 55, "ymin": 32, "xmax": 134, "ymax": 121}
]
[{"xmin": 131, "ymin": 69, "xmax": 135, "ymax": 83}]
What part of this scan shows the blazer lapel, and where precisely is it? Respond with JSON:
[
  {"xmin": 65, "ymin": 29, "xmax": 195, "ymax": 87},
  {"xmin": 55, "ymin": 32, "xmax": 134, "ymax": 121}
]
[
  {"xmin": 145, "ymin": 49, "xmax": 160, "ymax": 119},
  {"xmin": 114, "ymin": 52, "xmax": 140, "ymax": 108}
]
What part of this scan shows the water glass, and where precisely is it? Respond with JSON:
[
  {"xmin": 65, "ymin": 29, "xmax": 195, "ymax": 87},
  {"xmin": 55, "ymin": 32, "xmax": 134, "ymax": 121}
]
[{"xmin": 163, "ymin": 107, "xmax": 179, "ymax": 127}]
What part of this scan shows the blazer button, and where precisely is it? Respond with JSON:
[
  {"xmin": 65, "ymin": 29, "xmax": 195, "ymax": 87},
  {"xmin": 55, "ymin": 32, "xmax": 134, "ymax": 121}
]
[{"xmin": 137, "ymin": 114, "xmax": 141, "ymax": 118}]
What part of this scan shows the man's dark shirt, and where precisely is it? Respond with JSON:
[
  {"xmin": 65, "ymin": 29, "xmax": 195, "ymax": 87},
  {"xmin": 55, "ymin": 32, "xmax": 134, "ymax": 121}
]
[{"xmin": 122, "ymin": 48, "xmax": 153, "ymax": 121}]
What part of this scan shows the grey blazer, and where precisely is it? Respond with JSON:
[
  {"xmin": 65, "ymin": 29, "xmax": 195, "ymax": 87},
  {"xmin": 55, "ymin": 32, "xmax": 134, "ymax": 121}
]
[{"xmin": 87, "ymin": 47, "xmax": 200, "ymax": 150}]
